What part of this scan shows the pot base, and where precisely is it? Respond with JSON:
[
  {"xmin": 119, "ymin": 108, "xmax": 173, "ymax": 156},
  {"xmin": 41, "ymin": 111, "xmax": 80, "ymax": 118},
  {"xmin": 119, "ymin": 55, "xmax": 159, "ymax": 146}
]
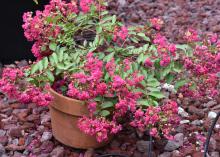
[{"xmin": 49, "ymin": 105, "xmax": 109, "ymax": 149}]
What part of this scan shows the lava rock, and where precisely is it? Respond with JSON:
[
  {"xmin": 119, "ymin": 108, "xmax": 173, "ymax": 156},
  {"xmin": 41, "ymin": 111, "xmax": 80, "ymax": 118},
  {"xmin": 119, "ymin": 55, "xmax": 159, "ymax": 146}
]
[
  {"xmin": 210, "ymin": 151, "xmax": 220, "ymax": 157},
  {"xmin": 9, "ymin": 127, "xmax": 22, "ymax": 138},
  {"xmin": 180, "ymin": 120, "xmax": 190, "ymax": 124},
  {"xmin": 136, "ymin": 140, "xmax": 150, "ymax": 153},
  {"xmin": 50, "ymin": 146, "xmax": 64, "ymax": 157},
  {"xmin": 41, "ymin": 131, "xmax": 53, "ymax": 142},
  {"xmin": 209, "ymin": 138, "xmax": 217, "ymax": 151},
  {"xmin": 188, "ymin": 106, "xmax": 205, "ymax": 118},
  {"xmin": 41, "ymin": 113, "xmax": 51, "ymax": 125},
  {"xmin": 40, "ymin": 141, "xmax": 54, "ymax": 153},
  {"xmin": 208, "ymin": 111, "xmax": 217, "ymax": 119},
  {"xmin": 0, "ymin": 144, "xmax": 6, "ymax": 156},
  {"xmin": 0, "ymin": 130, "xmax": 6, "ymax": 137},
  {"xmin": 84, "ymin": 149, "xmax": 94, "ymax": 157},
  {"xmin": 5, "ymin": 144, "xmax": 25, "ymax": 151},
  {"xmin": 178, "ymin": 107, "xmax": 189, "ymax": 118},
  {"xmin": 164, "ymin": 133, "xmax": 184, "ymax": 151},
  {"xmin": 191, "ymin": 120, "xmax": 203, "ymax": 126},
  {"xmin": 159, "ymin": 152, "xmax": 172, "ymax": 157},
  {"xmin": 0, "ymin": 136, "xmax": 8, "ymax": 146}
]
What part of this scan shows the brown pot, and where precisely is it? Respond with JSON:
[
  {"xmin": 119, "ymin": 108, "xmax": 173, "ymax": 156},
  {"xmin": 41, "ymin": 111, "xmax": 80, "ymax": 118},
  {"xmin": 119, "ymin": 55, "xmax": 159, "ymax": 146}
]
[{"xmin": 49, "ymin": 88, "xmax": 109, "ymax": 149}]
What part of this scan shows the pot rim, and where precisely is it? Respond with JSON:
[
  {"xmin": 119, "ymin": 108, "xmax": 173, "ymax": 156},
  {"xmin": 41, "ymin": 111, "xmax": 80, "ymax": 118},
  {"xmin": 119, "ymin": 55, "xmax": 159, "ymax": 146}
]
[{"xmin": 49, "ymin": 87, "xmax": 84, "ymax": 104}]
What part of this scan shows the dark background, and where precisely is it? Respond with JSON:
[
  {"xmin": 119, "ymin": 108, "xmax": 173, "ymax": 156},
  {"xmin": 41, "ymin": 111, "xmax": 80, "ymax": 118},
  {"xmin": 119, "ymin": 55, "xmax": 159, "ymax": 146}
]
[{"xmin": 0, "ymin": 1, "xmax": 49, "ymax": 64}]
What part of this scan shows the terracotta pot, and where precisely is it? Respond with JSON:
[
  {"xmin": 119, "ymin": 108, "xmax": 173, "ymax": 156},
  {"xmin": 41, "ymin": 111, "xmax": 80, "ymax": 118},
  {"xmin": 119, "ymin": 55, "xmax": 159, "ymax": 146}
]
[{"xmin": 49, "ymin": 88, "xmax": 109, "ymax": 149}]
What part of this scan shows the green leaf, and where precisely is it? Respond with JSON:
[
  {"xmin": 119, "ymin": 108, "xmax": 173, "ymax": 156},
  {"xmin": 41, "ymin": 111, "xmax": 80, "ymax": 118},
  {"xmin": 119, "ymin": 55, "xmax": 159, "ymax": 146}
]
[
  {"xmin": 101, "ymin": 101, "xmax": 114, "ymax": 109},
  {"xmin": 38, "ymin": 61, "xmax": 44, "ymax": 72},
  {"xmin": 137, "ymin": 33, "xmax": 150, "ymax": 41},
  {"xmin": 100, "ymin": 110, "xmax": 110, "ymax": 117},
  {"xmin": 42, "ymin": 57, "xmax": 49, "ymax": 69},
  {"xmin": 101, "ymin": 11, "xmax": 109, "ymax": 16},
  {"xmin": 173, "ymin": 62, "xmax": 183, "ymax": 73},
  {"xmin": 49, "ymin": 43, "xmax": 57, "ymax": 51},
  {"xmin": 189, "ymin": 82, "xmax": 196, "ymax": 90},
  {"xmin": 51, "ymin": 53, "xmax": 58, "ymax": 64},
  {"xmin": 104, "ymin": 52, "xmax": 114, "ymax": 62},
  {"xmin": 31, "ymin": 63, "xmax": 39, "ymax": 74},
  {"xmin": 94, "ymin": 97, "xmax": 102, "ymax": 102},
  {"xmin": 174, "ymin": 80, "xmax": 187, "ymax": 90},
  {"xmin": 152, "ymin": 100, "xmax": 159, "ymax": 106},
  {"xmin": 132, "ymin": 62, "xmax": 139, "ymax": 71},
  {"xmin": 60, "ymin": 86, "xmax": 68, "ymax": 93},
  {"xmin": 148, "ymin": 91, "xmax": 165, "ymax": 99},
  {"xmin": 112, "ymin": 15, "xmax": 116, "ymax": 24},
  {"xmin": 58, "ymin": 47, "xmax": 66, "ymax": 62},
  {"xmin": 46, "ymin": 70, "xmax": 55, "ymax": 82},
  {"xmin": 96, "ymin": 26, "xmax": 102, "ymax": 34},
  {"xmin": 41, "ymin": 45, "xmax": 47, "ymax": 52},
  {"xmin": 138, "ymin": 99, "xmax": 150, "ymax": 107},
  {"xmin": 147, "ymin": 78, "xmax": 160, "ymax": 87},
  {"xmin": 57, "ymin": 63, "xmax": 65, "ymax": 70},
  {"xmin": 137, "ymin": 53, "xmax": 145, "ymax": 64},
  {"xmin": 161, "ymin": 65, "xmax": 172, "ymax": 78},
  {"xmin": 165, "ymin": 74, "xmax": 174, "ymax": 84},
  {"xmin": 130, "ymin": 37, "xmax": 139, "ymax": 43},
  {"xmin": 147, "ymin": 87, "xmax": 160, "ymax": 92},
  {"xmin": 26, "ymin": 78, "xmax": 34, "ymax": 82}
]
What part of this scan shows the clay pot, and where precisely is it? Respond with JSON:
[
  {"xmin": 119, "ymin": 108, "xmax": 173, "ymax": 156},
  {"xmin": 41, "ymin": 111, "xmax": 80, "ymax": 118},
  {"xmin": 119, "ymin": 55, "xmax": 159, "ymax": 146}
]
[{"xmin": 49, "ymin": 88, "xmax": 109, "ymax": 149}]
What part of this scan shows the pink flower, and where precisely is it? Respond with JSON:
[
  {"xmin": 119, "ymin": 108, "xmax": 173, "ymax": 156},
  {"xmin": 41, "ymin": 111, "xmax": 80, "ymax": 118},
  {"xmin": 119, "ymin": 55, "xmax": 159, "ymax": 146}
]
[
  {"xmin": 130, "ymin": 101, "xmax": 179, "ymax": 139},
  {"xmin": 184, "ymin": 29, "xmax": 199, "ymax": 42},
  {"xmin": 31, "ymin": 42, "xmax": 42, "ymax": 58},
  {"xmin": 215, "ymin": 53, "xmax": 220, "ymax": 65},
  {"xmin": 123, "ymin": 59, "xmax": 131, "ymax": 72},
  {"xmin": 134, "ymin": 109, "xmax": 144, "ymax": 118},
  {"xmin": 150, "ymin": 128, "xmax": 158, "ymax": 137},
  {"xmin": 144, "ymin": 58, "xmax": 153, "ymax": 67},
  {"xmin": 208, "ymin": 33, "xmax": 218, "ymax": 43},
  {"xmin": 150, "ymin": 18, "xmax": 164, "ymax": 30},
  {"xmin": 168, "ymin": 44, "xmax": 176, "ymax": 56},
  {"xmin": 160, "ymin": 56, "xmax": 171, "ymax": 67},
  {"xmin": 96, "ymin": 83, "xmax": 107, "ymax": 95},
  {"xmin": 153, "ymin": 34, "xmax": 167, "ymax": 46},
  {"xmin": 78, "ymin": 117, "xmax": 121, "ymax": 142},
  {"xmin": 80, "ymin": 0, "xmax": 93, "ymax": 13},
  {"xmin": 113, "ymin": 26, "xmax": 128, "ymax": 41},
  {"xmin": 112, "ymin": 75, "xmax": 126, "ymax": 89},
  {"xmin": 118, "ymin": 26, "xmax": 128, "ymax": 40},
  {"xmin": 88, "ymin": 102, "xmax": 97, "ymax": 114},
  {"xmin": 106, "ymin": 58, "xmax": 116, "ymax": 76}
]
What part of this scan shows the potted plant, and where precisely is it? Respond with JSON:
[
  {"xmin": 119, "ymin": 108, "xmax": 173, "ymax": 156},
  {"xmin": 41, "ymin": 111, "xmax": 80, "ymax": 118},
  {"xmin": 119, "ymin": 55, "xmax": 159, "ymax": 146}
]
[{"xmin": 0, "ymin": 0, "xmax": 182, "ymax": 149}]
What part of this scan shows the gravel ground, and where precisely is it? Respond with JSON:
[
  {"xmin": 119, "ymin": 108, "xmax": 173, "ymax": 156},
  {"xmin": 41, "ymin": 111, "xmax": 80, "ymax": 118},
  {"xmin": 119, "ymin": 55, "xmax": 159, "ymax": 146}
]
[
  {"xmin": 1, "ymin": 0, "xmax": 220, "ymax": 156},
  {"xmin": 108, "ymin": 0, "xmax": 220, "ymax": 43}
]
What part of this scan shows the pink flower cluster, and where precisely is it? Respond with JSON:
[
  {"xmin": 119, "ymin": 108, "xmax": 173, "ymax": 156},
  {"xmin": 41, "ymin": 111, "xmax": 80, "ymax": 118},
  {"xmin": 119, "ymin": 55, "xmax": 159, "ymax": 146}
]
[
  {"xmin": 180, "ymin": 32, "xmax": 220, "ymax": 98},
  {"xmin": 78, "ymin": 116, "xmax": 122, "ymax": 142},
  {"xmin": 67, "ymin": 52, "xmax": 107, "ymax": 100},
  {"xmin": 111, "ymin": 73, "xmax": 144, "ymax": 120},
  {"xmin": 22, "ymin": 0, "xmax": 79, "ymax": 59},
  {"xmin": 113, "ymin": 26, "xmax": 128, "ymax": 42},
  {"xmin": 184, "ymin": 28, "xmax": 199, "ymax": 42},
  {"xmin": 130, "ymin": 101, "xmax": 180, "ymax": 140},
  {"xmin": 80, "ymin": 0, "xmax": 93, "ymax": 13},
  {"xmin": 144, "ymin": 34, "xmax": 177, "ymax": 68},
  {"xmin": 0, "ymin": 68, "xmax": 52, "ymax": 106},
  {"xmin": 149, "ymin": 18, "xmax": 164, "ymax": 30}
]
